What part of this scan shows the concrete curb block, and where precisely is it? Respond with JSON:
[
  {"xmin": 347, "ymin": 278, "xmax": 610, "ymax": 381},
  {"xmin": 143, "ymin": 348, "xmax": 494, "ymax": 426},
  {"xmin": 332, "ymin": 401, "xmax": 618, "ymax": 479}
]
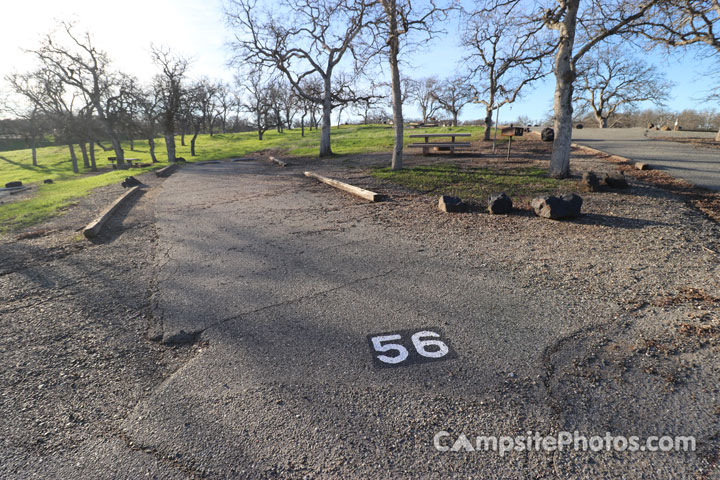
[
  {"xmin": 155, "ymin": 164, "xmax": 178, "ymax": 178},
  {"xmin": 304, "ymin": 171, "xmax": 384, "ymax": 202},
  {"xmin": 83, "ymin": 186, "xmax": 141, "ymax": 239},
  {"xmin": 270, "ymin": 156, "xmax": 288, "ymax": 167}
]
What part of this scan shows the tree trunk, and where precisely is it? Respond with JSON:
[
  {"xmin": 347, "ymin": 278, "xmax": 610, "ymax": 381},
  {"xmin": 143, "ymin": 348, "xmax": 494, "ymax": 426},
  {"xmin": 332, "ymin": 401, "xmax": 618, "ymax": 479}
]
[
  {"xmin": 484, "ymin": 105, "xmax": 493, "ymax": 141},
  {"xmin": 129, "ymin": 136, "xmax": 135, "ymax": 151},
  {"xmin": 79, "ymin": 142, "xmax": 90, "ymax": 168},
  {"xmin": 94, "ymin": 103, "xmax": 125, "ymax": 168},
  {"xmin": 108, "ymin": 132, "xmax": 126, "ymax": 169},
  {"xmin": 597, "ymin": 116, "xmax": 608, "ymax": 128},
  {"xmin": 89, "ymin": 141, "xmax": 97, "ymax": 171},
  {"xmin": 388, "ymin": 23, "xmax": 404, "ymax": 171},
  {"xmin": 715, "ymin": 126, "xmax": 720, "ymax": 142},
  {"xmin": 191, "ymin": 131, "xmax": 199, "ymax": 156},
  {"xmin": 257, "ymin": 113, "xmax": 264, "ymax": 140},
  {"xmin": 149, "ymin": 137, "xmax": 158, "ymax": 162},
  {"xmin": 549, "ymin": 0, "xmax": 579, "ymax": 179},
  {"xmin": 165, "ymin": 133, "xmax": 177, "ymax": 162},
  {"xmin": 69, "ymin": 144, "xmax": 79, "ymax": 173},
  {"xmin": 180, "ymin": 131, "xmax": 186, "ymax": 146},
  {"xmin": 32, "ymin": 145, "xmax": 37, "ymax": 167},
  {"xmin": 452, "ymin": 112, "xmax": 458, "ymax": 127},
  {"xmin": 301, "ymin": 114, "xmax": 306, "ymax": 137},
  {"xmin": 319, "ymin": 85, "xmax": 333, "ymax": 157}
]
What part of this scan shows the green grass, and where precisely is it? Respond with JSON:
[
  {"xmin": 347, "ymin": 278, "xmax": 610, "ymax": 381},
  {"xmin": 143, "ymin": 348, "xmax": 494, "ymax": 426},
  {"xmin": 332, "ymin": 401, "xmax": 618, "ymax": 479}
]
[
  {"xmin": 371, "ymin": 163, "xmax": 577, "ymax": 202},
  {"xmin": 0, "ymin": 124, "xmax": 484, "ymax": 232}
]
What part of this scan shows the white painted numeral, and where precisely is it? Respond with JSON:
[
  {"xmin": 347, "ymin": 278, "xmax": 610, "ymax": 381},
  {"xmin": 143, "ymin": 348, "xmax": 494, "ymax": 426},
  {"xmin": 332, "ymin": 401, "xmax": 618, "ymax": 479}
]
[
  {"xmin": 411, "ymin": 331, "xmax": 449, "ymax": 358},
  {"xmin": 371, "ymin": 335, "xmax": 409, "ymax": 364}
]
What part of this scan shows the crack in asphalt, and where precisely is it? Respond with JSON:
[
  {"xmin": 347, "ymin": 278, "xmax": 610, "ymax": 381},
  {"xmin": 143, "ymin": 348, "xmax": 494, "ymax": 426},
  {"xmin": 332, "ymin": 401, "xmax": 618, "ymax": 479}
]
[{"xmin": 161, "ymin": 268, "xmax": 397, "ymax": 344}]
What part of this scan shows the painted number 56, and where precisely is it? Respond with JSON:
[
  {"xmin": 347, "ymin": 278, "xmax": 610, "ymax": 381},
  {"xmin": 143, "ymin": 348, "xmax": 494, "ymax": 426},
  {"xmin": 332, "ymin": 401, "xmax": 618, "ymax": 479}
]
[{"xmin": 368, "ymin": 329, "xmax": 455, "ymax": 368}]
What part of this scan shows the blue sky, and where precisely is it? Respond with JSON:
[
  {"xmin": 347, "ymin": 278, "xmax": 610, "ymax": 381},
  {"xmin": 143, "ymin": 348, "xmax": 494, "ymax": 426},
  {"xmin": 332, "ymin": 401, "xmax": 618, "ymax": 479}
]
[{"xmin": 2, "ymin": 0, "xmax": 717, "ymax": 124}]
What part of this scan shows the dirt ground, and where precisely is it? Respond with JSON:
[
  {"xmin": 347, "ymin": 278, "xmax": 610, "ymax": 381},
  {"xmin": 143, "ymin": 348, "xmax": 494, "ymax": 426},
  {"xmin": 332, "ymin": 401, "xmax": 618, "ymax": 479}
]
[{"xmin": 1, "ymin": 137, "xmax": 719, "ymax": 477}]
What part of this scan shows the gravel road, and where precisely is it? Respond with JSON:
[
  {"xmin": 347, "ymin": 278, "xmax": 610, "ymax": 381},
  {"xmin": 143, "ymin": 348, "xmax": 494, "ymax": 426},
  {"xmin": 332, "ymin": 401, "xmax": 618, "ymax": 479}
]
[
  {"xmin": 2, "ymin": 148, "xmax": 719, "ymax": 478},
  {"xmin": 570, "ymin": 127, "xmax": 720, "ymax": 191}
]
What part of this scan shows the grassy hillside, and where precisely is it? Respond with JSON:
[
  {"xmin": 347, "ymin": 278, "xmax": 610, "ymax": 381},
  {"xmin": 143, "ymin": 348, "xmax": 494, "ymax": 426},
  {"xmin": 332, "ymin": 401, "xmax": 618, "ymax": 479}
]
[{"xmin": 0, "ymin": 124, "xmax": 485, "ymax": 232}]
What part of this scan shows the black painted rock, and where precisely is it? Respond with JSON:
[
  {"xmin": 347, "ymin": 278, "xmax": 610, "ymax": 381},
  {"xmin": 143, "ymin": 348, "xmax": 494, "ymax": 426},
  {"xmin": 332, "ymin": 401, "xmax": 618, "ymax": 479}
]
[
  {"xmin": 5, "ymin": 181, "xmax": 22, "ymax": 188},
  {"xmin": 175, "ymin": 157, "xmax": 187, "ymax": 163},
  {"xmin": 562, "ymin": 193, "xmax": 583, "ymax": 217},
  {"xmin": 581, "ymin": 171, "xmax": 601, "ymax": 192},
  {"xmin": 541, "ymin": 127, "xmax": 554, "ymax": 142},
  {"xmin": 487, "ymin": 192, "xmax": 513, "ymax": 214},
  {"xmin": 43, "ymin": 179, "xmax": 53, "ymax": 184},
  {"xmin": 438, "ymin": 195, "xmax": 464, "ymax": 213},
  {"xmin": 603, "ymin": 172, "xmax": 629, "ymax": 189},
  {"xmin": 576, "ymin": 123, "xmax": 584, "ymax": 129},
  {"xmin": 121, "ymin": 176, "xmax": 141, "ymax": 188},
  {"xmin": 531, "ymin": 193, "xmax": 583, "ymax": 219}
]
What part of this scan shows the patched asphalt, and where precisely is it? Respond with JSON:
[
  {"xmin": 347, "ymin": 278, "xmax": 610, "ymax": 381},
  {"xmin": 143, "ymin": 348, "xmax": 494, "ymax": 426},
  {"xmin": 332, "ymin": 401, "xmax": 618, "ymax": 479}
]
[{"xmin": 132, "ymin": 160, "xmax": 706, "ymax": 477}]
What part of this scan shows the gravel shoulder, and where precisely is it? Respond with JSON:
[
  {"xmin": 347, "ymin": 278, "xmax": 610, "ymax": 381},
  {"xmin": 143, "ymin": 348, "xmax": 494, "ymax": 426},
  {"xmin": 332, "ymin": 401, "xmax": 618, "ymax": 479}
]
[{"xmin": 0, "ymin": 171, "xmax": 199, "ymax": 478}]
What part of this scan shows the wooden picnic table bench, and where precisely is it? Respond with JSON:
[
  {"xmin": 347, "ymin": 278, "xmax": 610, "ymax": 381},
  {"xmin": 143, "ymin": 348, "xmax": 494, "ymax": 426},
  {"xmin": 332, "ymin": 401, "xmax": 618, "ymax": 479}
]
[
  {"xmin": 108, "ymin": 157, "xmax": 141, "ymax": 169},
  {"xmin": 407, "ymin": 133, "xmax": 472, "ymax": 155}
]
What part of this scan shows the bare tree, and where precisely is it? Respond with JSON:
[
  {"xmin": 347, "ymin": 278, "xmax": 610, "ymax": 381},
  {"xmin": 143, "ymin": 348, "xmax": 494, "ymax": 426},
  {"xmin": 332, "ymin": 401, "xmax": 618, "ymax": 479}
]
[
  {"xmin": 214, "ymin": 83, "xmax": 236, "ymax": 134},
  {"xmin": 8, "ymin": 69, "xmax": 85, "ymax": 172},
  {"xmin": 574, "ymin": 45, "xmax": 672, "ymax": 128},
  {"xmin": 186, "ymin": 79, "xmax": 220, "ymax": 156},
  {"xmin": 226, "ymin": 0, "xmax": 374, "ymax": 156},
  {"xmin": 152, "ymin": 46, "xmax": 190, "ymax": 162},
  {"xmin": 29, "ymin": 22, "xmax": 130, "ymax": 168},
  {"xmin": 539, "ymin": 0, "xmax": 662, "ymax": 177},
  {"xmin": 239, "ymin": 70, "xmax": 274, "ymax": 140},
  {"xmin": 640, "ymin": 0, "xmax": 720, "ymax": 140},
  {"xmin": 369, "ymin": 0, "xmax": 451, "ymax": 170},
  {"xmin": 296, "ymin": 78, "xmax": 323, "ymax": 136},
  {"xmin": 409, "ymin": 76, "xmax": 442, "ymax": 123},
  {"xmin": 432, "ymin": 76, "xmax": 473, "ymax": 126},
  {"xmin": 4, "ymin": 76, "xmax": 50, "ymax": 166},
  {"xmin": 265, "ymin": 81, "xmax": 286, "ymax": 133},
  {"xmin": 276, "ymin": 79, "xmax": 300, "ymax": 131},
  {"xmin": 463, "ymin": 6, "xmax": 551, "ymax": 140},
  {"xmin": 125, "ymin": 81, "xmax": 162, "ymax": 162},
  {"xmin": 354, "ymin": 85, "xmax": 383, "ymax": 124}
]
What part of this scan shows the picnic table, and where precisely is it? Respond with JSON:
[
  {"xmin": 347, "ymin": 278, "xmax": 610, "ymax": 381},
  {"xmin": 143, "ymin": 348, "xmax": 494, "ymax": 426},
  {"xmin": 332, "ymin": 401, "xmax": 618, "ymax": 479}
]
[
  {"xmin": 407, "ymin": 133, "xmax": 471, "ymax": 155},
  {"xmin": 108, "ymin": 157, "xmax": 141, "ymax": 169}
]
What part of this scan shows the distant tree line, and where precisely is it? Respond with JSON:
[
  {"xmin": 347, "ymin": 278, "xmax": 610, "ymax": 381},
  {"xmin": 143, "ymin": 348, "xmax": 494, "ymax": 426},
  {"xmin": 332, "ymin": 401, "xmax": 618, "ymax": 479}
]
[{"xmin": 572, "ymin": 107, "xmax": 720, "ymax": 130}]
